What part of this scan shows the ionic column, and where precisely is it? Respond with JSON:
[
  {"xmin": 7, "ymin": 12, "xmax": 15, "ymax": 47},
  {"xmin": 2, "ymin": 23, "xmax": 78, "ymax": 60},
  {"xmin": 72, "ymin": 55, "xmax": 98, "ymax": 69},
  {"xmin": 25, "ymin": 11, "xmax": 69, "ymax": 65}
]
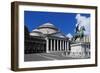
[{"xmin": 46, "ymin": 38, "xmax": 49, "ymax": 53}]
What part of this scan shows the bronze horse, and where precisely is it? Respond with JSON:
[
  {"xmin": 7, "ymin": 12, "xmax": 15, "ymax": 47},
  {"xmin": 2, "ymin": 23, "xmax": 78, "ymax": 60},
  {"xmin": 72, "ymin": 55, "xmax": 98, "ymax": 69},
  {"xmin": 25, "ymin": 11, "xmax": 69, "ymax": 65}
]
[{"xmin": 72, "ymin": 25, "xmax": 85, "ymax": 41}]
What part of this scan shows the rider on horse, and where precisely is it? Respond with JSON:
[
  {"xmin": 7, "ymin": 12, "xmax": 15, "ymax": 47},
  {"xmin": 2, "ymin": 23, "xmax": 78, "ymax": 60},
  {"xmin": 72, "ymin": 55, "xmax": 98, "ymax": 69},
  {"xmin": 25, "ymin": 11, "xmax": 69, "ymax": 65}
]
[{"xmin": 73, "ymin": 23, "xmax": 85, "ymax": 41}]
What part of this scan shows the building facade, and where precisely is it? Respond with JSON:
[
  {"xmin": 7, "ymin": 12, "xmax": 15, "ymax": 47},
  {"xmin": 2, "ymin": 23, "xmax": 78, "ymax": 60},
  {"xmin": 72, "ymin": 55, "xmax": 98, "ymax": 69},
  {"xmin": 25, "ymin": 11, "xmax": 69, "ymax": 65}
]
[{"xmin": 25, "ymin": 23, "xmax": 70, "ymax": 54}]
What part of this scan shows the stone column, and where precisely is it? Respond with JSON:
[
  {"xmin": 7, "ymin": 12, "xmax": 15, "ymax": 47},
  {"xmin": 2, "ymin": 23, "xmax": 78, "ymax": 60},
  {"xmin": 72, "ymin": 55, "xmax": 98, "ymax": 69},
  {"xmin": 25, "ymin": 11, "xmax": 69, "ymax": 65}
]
[
  {"xmin": 67, "ymin": 42, "xmax": 70, "ymax": 52},
  {"xmin": 46, "ymin": 37, "xmax": 49, "ymax": 53}
]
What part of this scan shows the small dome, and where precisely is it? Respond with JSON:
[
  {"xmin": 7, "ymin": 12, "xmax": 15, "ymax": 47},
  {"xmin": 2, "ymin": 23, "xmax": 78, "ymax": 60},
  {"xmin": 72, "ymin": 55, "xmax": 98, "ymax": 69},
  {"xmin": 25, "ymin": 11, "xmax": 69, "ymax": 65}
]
[
  {"xmin": 30, "ymin": 29, "xmax": 44, "ymax": 37},
  {"xmin": 38, "ymin": 22, "xmax": 58, "ymax": 30},
  {"xmin": 32, "ymin": 29, "xmax": 41, "ymax": 32},
  {"xmin": 37, "ymin": 22, "xmax": 58, "ymax": 34}
]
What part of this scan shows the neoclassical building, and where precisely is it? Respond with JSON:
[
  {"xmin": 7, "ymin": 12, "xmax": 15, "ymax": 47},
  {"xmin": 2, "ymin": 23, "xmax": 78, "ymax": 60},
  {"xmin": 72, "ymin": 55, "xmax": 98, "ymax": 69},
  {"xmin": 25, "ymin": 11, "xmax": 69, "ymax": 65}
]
[{"xmin": 25, "ymin": 23, "xmax": 70, "ymax": 54}]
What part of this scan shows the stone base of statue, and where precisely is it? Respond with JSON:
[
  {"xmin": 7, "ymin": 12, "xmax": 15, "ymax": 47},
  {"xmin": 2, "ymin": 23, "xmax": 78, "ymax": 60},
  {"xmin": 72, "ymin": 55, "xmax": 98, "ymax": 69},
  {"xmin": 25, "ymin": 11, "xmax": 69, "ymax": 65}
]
[{"xmin": 69, "ymin": 42, "xmax": 90, "ymax": 58}]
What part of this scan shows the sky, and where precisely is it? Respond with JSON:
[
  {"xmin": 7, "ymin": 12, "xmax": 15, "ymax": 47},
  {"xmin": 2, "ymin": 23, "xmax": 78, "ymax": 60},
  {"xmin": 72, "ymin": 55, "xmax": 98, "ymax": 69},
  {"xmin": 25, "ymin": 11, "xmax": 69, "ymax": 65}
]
[{"xmin": 24, "ymin": 11, "xmax": 90, "ymax": 36}]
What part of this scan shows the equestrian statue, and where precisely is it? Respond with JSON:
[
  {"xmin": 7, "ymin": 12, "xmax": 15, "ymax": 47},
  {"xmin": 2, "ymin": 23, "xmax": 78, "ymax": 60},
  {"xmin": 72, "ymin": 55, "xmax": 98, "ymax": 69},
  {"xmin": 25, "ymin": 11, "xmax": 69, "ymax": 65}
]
[{"xmin": 72, "ymin": 23, "xmax": 85, "ymax": 42}]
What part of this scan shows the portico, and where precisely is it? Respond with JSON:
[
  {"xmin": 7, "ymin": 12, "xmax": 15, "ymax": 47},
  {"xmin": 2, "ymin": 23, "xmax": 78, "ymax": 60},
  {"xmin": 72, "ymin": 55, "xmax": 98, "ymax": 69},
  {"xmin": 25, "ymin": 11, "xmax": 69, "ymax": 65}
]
[
  {"xmin": 28, "ymin": 22, "xmax": 70, "ymax": 54},
  {"xmin": 46, "ymin": 37, "xmax": 69, "ymax": 53}
]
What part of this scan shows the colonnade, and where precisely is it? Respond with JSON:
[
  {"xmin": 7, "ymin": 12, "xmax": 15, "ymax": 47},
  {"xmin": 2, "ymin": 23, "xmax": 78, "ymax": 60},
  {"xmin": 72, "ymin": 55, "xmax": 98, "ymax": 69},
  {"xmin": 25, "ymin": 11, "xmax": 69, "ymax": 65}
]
[{"xmin": 46, "ymin": 38, "xmax": 69, "ymax": 53}]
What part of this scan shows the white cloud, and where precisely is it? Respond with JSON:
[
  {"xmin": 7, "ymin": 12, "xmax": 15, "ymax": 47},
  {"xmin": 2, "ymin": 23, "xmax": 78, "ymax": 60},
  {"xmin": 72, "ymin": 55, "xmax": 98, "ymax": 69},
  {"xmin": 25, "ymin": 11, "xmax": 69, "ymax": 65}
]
[
  {"xmin": 75, "ymin": 14, "xmax": 90, "ymax": 35},
  {"xmin": 66, "ymin": 33, "xmax": 73, "ymax": 39}
]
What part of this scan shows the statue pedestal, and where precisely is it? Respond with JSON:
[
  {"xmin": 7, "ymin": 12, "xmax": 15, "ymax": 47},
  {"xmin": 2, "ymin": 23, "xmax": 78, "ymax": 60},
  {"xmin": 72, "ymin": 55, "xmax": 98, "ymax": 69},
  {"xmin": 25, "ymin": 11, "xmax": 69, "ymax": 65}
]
[{"xmin": 69, "ymin": 42, "xmax": 90, "ymax": 58}]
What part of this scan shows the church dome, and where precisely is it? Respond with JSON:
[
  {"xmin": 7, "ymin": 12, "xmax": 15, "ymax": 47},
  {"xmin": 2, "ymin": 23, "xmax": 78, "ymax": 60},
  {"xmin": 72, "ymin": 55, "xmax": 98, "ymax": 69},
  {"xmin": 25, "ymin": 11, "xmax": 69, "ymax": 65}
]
[
  {"xmin": 37, "ymin": 22, "xmax": 58, "ymax": 34},
  {"xmin": 30, "ymin": 29, "xmax": 44, "ymax": 37},
  {"xmin": 38, "ymin": 23, "xmax": 57, "ymax": 30}
]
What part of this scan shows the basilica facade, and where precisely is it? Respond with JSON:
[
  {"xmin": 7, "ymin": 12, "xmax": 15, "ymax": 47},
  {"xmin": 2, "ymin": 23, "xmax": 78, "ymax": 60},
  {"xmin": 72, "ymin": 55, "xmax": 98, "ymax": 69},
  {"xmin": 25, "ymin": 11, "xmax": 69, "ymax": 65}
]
[{"xmin": 25, "ymin": 23, "xmax": 70, "ymax": 54}]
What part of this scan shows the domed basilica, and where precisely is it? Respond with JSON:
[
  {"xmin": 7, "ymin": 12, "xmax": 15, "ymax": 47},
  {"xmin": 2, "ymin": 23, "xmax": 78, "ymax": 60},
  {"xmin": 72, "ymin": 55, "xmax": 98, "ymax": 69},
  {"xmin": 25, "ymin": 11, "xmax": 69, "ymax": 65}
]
[{"xmin": 25, "ymin": 22, "xmax": 70, "ymax": 54}]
